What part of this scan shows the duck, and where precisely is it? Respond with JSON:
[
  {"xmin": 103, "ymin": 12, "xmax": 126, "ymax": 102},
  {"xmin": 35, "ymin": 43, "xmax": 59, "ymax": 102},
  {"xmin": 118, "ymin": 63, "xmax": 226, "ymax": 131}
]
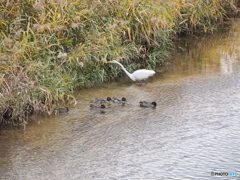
[
  {"xmin": 112, "ymin": 97, "xmax": 127, "ymax": 104},
  {"xmin": 139, "ymin": 101, "xmax": 157, "ymax": 107},
  {"xmin": 94, "ymin": 97, "xmax": 112, "ymax": 103},
  {"xmin": 54, "ymin": 107, "xmax": 69, "ymax": 114},
  {"xmin": 89, "ymin": 103, "xmax": 106, "ymax": 109},
  {"xmin": 90, "ymin": 103, "xmax": 106, "ymax": 113}
]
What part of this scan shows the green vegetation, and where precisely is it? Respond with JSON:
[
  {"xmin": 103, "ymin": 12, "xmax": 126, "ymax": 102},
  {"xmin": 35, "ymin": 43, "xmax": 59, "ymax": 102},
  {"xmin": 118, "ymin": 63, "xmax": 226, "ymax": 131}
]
[{"xmin": 0, "ymin": 0, "xmax": 238, "ymax": 125}]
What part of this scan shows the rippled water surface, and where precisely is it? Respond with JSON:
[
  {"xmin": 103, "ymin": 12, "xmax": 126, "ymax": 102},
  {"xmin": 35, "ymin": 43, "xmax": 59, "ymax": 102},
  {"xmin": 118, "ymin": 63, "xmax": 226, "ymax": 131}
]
[{"xmin": 1, "ymin": 19, "xmax": 240, "ymax": 180}]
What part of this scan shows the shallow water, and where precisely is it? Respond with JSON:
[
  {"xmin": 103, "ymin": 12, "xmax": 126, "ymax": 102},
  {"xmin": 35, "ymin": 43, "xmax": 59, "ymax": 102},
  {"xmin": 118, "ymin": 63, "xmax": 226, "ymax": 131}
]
[{"xmin": 1, "ymin": 19, "xmax": 240, "ymax": 179}]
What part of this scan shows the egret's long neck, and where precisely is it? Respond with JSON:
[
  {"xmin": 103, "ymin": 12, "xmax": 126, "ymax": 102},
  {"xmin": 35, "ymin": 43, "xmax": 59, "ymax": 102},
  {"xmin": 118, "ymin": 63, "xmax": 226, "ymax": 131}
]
[{"xmin": 115, "ymin": 61, "xmax": 135, "ymax": 81}]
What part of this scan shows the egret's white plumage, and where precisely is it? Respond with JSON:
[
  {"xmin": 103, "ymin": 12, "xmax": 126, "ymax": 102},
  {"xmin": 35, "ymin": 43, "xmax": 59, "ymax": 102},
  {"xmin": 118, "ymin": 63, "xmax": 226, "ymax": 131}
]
[{"xmin": 109, "ymin": 60, "xmax": 155, "ymax": 83}]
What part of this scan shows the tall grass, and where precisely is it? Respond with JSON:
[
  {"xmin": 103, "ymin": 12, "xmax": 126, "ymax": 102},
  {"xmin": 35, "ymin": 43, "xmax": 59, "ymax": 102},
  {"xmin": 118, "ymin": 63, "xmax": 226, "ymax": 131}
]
[{"xmin": 0, "ymin": 0, "xmax": 238, "ymax": 125}]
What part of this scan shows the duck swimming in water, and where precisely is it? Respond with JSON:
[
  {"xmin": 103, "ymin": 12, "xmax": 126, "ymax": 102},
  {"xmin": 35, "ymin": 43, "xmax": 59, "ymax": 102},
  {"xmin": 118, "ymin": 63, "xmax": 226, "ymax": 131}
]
[
  {"xmin": 94, "ymin": 97, "xmax": 112, "ymax": 103},
  {"xmin": 90, "ymin": 103, "xmax": 106, "ymax": 113},
  {"xmin": 112, "ymin": 97, "xmax": 127, "ymax": 104},
  {"xmin": 54, "ymin": 107, "xmax": 69, "ymax": 114},
  {"xmin": 90, "ymin": 103, "xmax": 106, "ymax": 109},
  {"xmin": 139, "ymin": 101, "xmax": 157, "ymax": 107}
]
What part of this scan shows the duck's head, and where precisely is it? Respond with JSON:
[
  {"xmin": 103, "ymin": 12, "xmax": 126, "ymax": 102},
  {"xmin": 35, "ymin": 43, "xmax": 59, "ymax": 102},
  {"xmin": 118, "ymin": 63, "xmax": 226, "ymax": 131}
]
[
  {"xmin": 106, "ymin": 97, "xmax": 112, "ymax": 101},
  {"xmin": 122, "ymin": 97, "xmax": 127, "ymax": 101},
  {"xmin": 152, "ymin": 102, "xmax": 157, "ymax": 107},
  {"xmin": 100, "ymin": 104, "xmax": 106, "ymax": 109}
]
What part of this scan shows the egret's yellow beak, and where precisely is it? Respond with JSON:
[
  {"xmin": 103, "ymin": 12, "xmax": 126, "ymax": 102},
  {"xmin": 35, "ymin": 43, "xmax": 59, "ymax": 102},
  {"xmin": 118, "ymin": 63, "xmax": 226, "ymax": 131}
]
[{"xmin": 107, "ymin": 61, "xmax": 113, "ymax": 63}]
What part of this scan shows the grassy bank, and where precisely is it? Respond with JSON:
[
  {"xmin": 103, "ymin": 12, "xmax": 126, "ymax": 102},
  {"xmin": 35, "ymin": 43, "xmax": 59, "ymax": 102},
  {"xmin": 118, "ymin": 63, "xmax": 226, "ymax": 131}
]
[{"xmin": 0, "ymin": 0, "xmax": 238, "ymax": 126}]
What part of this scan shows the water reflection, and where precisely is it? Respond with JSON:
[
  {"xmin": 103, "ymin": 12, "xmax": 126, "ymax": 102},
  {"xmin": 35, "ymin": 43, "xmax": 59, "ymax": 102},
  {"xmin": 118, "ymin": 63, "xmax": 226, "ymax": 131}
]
[{"xmin": 1, "ymin": 19, "xmax": 240, "ymax": 179}]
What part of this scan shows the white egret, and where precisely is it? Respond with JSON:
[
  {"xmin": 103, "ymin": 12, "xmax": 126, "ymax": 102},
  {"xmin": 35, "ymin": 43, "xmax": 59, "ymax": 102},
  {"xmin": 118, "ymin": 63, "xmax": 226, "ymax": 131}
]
[{"xmin": 108, "ymin": 60, "xmax": 155, "ymax": 84}]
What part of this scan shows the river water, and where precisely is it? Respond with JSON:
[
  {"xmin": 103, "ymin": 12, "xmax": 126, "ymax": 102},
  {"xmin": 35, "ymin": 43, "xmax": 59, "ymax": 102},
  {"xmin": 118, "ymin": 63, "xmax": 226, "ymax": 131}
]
[{"xmin": 1, "ymin": 19, "xmax": 240, "ymax": 180}]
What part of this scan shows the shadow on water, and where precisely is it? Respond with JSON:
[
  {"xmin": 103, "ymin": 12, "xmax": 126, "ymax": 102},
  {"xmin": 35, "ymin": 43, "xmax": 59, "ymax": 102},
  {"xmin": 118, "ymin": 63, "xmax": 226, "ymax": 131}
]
[{"xmin": 1, "ymin": 19, "xmax": 240, "ymax": 179}]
